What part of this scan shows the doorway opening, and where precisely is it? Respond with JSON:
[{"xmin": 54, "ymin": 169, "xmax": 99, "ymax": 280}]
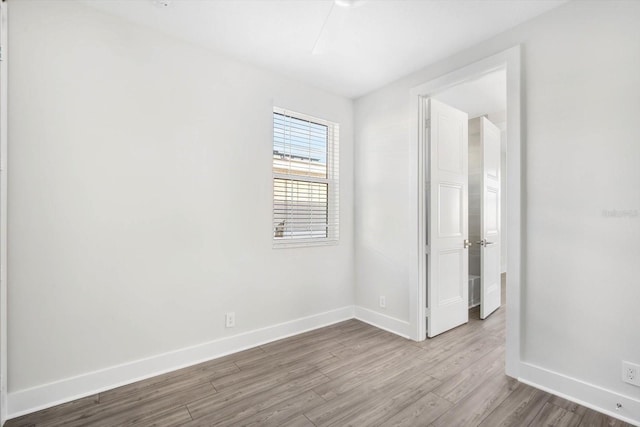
[
  {"xmin": 409, "ymin": 47, "xmax": 522, "ymax": 379},
  {"xmin": 430, "ymin": 68, "xmax": 507, "ymax": 327}
]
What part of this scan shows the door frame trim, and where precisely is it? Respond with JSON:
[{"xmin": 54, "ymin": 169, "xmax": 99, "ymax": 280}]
[
  {"xmin": 0, "ymin": 0, "xmax": 8, "ymax": 422},
  {"xmin": 408, "ymin": 46, "xmax": 522, "ymax": 379}
]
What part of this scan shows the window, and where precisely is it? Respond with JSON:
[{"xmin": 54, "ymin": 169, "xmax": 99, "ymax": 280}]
[{"xmin": 273, "ymin": 107, "xmax": 339, "ymax": 247}]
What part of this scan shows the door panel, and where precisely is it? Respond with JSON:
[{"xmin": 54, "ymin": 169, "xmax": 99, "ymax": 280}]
[
  {"xmin": 438, "ymin": 183, "xmax": 463, "ymax": 237},
  {"xmin": 484, "ymin": 244, "xmax": 500, "ymax": 294},
  {"xmin": 485, "ymin": 187, "xmax": 499, "ymax": 233},
  {"xmin": 427, "ymin": 99, "xmax": 469, "ymax": 337},
  {"xmin": 437, "ymin": 116, "xmax": 464, "ymax": 173},
  {"xmin": 438, "ymin": 250, "xmax": 465, "ymax": 304},
  {"xmin": 480, "ymin": 117, "xmax": 502, "ymax": 319}
]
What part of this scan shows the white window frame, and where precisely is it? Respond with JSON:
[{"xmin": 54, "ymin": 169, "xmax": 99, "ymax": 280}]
[{"xmin": 272, "ymin": 107, "xmax": 339, "ymax": 248}]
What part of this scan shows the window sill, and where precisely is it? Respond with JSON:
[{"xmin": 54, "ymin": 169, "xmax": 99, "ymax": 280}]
[{"xmin": 273, "ymin": 239, "xmax": 339, "ymax": 249}]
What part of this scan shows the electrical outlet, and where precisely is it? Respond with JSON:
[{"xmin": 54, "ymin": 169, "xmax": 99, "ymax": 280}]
[
  {"xmin": 622, "ymin": 361, "xmax": 640, "ymax": 386},
  {"xmin": 225, "ymin": 312, "xmax": 235, "ymax": 328},
  {"xmin": 379, "ymin": 296, "xmax": 386, "ymax": 308}
]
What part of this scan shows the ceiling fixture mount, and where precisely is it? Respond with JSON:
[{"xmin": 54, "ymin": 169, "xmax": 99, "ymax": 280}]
[
  {"xmin": 313, "ymin": 0, "xmax": 366, "ymax": 54},
  {"xmin": 153, "ymin": 0, "xmax": 171, "ymax": 8},
  {"xmin": 334, "ymin": 0, "xmax": 365, "ymax": 8}
]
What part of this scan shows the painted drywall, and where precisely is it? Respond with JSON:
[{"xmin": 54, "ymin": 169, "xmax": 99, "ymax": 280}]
[
  {"xmin": 500, "ymin": 132, "xmax": 507, "ymax": 273},
  {"xmin": 355, "ymin": 0, "xmax": 639, "ymax": 410},
  {"xmin": 8, "ymin": 0, "xmax": 354, "ymax": 393}
]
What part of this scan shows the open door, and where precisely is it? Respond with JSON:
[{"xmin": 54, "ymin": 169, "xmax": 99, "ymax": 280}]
[
  {"xmin": 426, "ymin": 99, "xmax": 469, "ymax": 338},
  {"xmin": 479, "ymin": 117, "xmax": 501, "ymax": 319}
]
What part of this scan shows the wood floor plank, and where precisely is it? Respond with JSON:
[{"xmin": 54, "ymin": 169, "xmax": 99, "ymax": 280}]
[
  {"xmin": 6, "ymin": 394, "xmax": 100, "ymax": 427},
  {"xmin": 186, "ymin": 367, "xmax": 329, "ymax": 424},
  {"xmin": 211, "ymin": 353, "xmax": 335, "ymax": 392},
  {"xmin": 44, "ymin": 381, "xmax": 215, "ymax": 427},
  {"xmin": 579, "ymin": 407, "xmax": 636, "ymax": 427},
  {"xmin": 333, "ymin": 375, "xmax": 442, "ymax": 426},
  {"xmin": 220, "ymin": 390, "xmax": 324, "ymax": 427},
  {"xmin": 415, "ymin": 319, "xmax": 483, "ymax": 350},
  {"xmin": 319, "ymin": 335, "xmax": 421, "ymax": 379},
  {"xmin": 127, "ymin": 405, "xmax": 192, "ymax": 426},
  {"xmin": 414, "ymin": 306, "xmax": 503, "ymax": 354},
  {"xmin": 99, "ymin": 361, "xmax": 236, "ymax": 404},
  {"xmin": 548, "ymin": 394, "xmax": 589, "ymax": 417},
  {"xmin": 477, "ymin": 383, "xmax": 551, "ymax": 427},
  {"xmin": 238, "ymin": 332, "xmax": 346, "ymax": 369},
  {"xmin": 424, "ymin": 334, "xmax": 503, "ymax": 380},
  {"xmin": 431, "ymin": 344, "xmax": 505, "ymax": 403},
  {"xmin": 312, "ymin": 345, "xmax": 423, "ymax": 400},
  {"xmin": 181, "ymin": 391, "xmax": 324, "ymax": 427},
  {"xmin": 430, "ymin": 373, "xmax": 520, "ymax": 427},
  {"xmin": 381, "ymin": 392, "xmax": 453, "ymax": 427},
  {"xmin": 305, "ymin": 364, "xmax": 440, "ymax": 426},
  {"xmin": 279, "ymin": 415, "xmax": 317, "ymax": 427},
  {"xmin": 99, "ymin": 372, "xmax": 216, "ymax": 408},
  {"xmin": 528, "ymin": 402, "xmax": 582, "ymax": 427},
  {"xmin": 416, "ymin": 326, "xmax": 494, "ymax": 363},
  {"xmin": 328, "ymin": 332, "xmax": 414, "ymax": 361}
]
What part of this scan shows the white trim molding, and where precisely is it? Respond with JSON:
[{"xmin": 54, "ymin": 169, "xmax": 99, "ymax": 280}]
[
  {"xmin": 354, "ymin": 306, "xmax": 411, "ymax": 339},
  {"xmin": 7, "ymin": 306, "xmax": 355, "ymax": 420},
  {"xmin": 520, "ymin": 362, "xmax": 640, "ymax": 426},
  {"xmin": 0, "ymin": 1, "xmax": 8, "ymax": 424}
]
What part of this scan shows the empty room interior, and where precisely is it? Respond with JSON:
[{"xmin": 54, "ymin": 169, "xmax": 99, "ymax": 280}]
[{"xmin": 0, "ymin": 0, "xmax": 639, "ymax": 426}]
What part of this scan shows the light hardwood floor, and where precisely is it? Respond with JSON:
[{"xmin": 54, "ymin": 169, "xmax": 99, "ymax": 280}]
[{"xmin": 7, "ymin": 279, "xmax": 632, "ymax": 427}]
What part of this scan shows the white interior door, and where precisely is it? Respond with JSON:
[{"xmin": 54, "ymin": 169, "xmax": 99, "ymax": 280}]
[
  {"xmin": 427, "ymin": 99, "xmax": 469, "ymax": 338},
  {"xmin": 480, "ymin": 117, "xmax": 502, "ymax": 319}
]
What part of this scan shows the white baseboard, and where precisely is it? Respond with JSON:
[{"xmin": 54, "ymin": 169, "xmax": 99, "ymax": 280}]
[
  {"xmin": 519, "ymin": 362, "xmax": 640, "ymax": 426},
  {"xmin": 7, "ymin": 305, "xmax": 355, "ymax": 420},
  {"xmin": 354, "ymin": 306, "xmax": 410, "ymax": 339}
]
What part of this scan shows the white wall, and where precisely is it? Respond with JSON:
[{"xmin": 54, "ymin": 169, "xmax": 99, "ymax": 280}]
[
  {"xmin": 8, "ymin": 0, "xmax": 353, "ymax": 400},
  {"xmin": 500, "ymin": 131, "xmax": 507, "ymax": 273},
  {"xmin": 355, "ymin": 0, "xmax": 640, "ymax": 420}
]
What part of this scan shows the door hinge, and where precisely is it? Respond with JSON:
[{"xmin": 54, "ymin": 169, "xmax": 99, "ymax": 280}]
[
  {"xmin": 425, "ymin": 119, "xmax": 431, "ymax": 129},
  {"xmin": 0, "ymin": 46, "xmax": 3, "ymax": 62}
]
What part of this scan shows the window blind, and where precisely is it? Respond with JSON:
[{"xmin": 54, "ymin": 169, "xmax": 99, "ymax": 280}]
[{"xmin": 273, "ymin": 107, "xmax": 339, "ymax": 246}]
